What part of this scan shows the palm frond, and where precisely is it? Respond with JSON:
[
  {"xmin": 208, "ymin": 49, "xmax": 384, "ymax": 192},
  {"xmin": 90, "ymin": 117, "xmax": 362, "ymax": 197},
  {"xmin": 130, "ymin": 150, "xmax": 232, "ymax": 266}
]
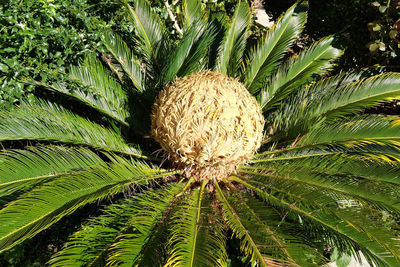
[
  {"xmin": 177, "ymin": 23, "xmax": 217, "ymax": 78},
  {"xmin": 106, "ymin": 181, "xmax": 188, "ymax": 266},
  {"xmin": 48, "ymin": 197, "xmax": 144, "ymax": 267},
  {"xmin": 300, "ymin": 115, "xmax": 400, "ymax": 147},
  {"xmin": 215, "ymin": 1, "xmax": 250, "ymax": 77},
  {"xmin": 182, "ymin": 0, "xmax": 203, "ymax": 29},
  {"xmin": 165, "ymin": 181, "xmax": 227, "ymax": 267},
  {"xmin": 0, "ymin": 146, "xmax": 104, "ymax": 199},
  {"xmin": 243, "ymin": 1, "xmax": 307, "ymax": 93},
  {"xmin": 162, "ymin": 21, "xmax": 216, "ymax": 84},
  {"xmin": 241, "ymin": 159, "xmax": 400, "ymax": 214},
  {"xmin": 0, "ymin": 156, "xmax": 177, "ymax": 252},
  {"xmin": 267, "ymin": 72, "xmax": 363, "ymax": 137},
  {"xmin": 226, "ymin": 178, "xmax": 330, "ymax": 266},
  {"xmin": 49, "ymin": 184, "xmax": 184, "ymax": 267},
  {"xmin": 215, "ymin": 181, "xmax": 296, "ymax": 267},
  {"xmin": 69, "ymin": 54, "xmax": 129, "ymax": 117},
  {"xmin": 123, "ymin": 0, "xmax": 165, "ymax": 63},
  {"xmin": 29, "ymin": 80, "xmax": 129, "ymax": 127},
  {"xmin": 257, "ymin": 115, "xmax": 400, "ymax": 165},
  {"xmin": 259, "ymin": 35, "xmax": 343, "ymax": 111},
  {"xmin": 269, "ymin": 73, "xmax": 400, "ymax": 139},
  {"xmin": 101, "ymin": 31, "xmax": 145, "ymax": 92},
  {"xmin": 233, "ymin": 175, "xmax": 400, "ymax": 266},
  {"xmin": 317, "ymin": 73, "xmax": 400, "ymax": 121},
  {"xmin": 250, "ymin": 152, "xmax": 400, "ymax": 187},
  {"xmin": 0, "ymin": 99, "xmax": 144, "ymax": 158}
]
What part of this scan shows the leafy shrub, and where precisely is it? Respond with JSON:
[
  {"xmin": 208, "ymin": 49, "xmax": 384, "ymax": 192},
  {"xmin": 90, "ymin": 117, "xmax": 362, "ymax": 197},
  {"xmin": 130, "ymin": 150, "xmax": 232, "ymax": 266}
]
[
  {"xmin": 367, "ymin": 1, "xmax": 400, "ymax": 64},
  {"xmin": 263, "ymin": 0, "xmax": 400, "ymax": 70},
  {"xmin": 0, "ymin": 0, "xmax": 106, "ymax": 110}
]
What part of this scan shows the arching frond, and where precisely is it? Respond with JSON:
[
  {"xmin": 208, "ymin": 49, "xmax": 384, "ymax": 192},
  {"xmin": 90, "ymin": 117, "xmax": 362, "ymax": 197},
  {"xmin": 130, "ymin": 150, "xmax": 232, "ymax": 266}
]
[
  {"xmin": 319, "ymin": 73, "xmax": 400, "ymax": 121},
  {"xmin": 268, "ymin": 72, "xmax": 363, "ymax": 137},
  {"xmin": 232, "ymin": 175, "xmax": 400, "ymax": 266},
  {"xmin": 123, "ymin": 0, "xmax": 166, "ymax": 63},
  {"xmin": 182, "ymin": 0, "xmax": 203, "ymax": 29},
  {"xmin": 226, "ymin": 178, "xmax": 329, "ymax": 266},
  {"xmin": 106, "ymin": 182, "xmax": 188, "ymax": 266},
  {"xmin": 49, "ymin": 184, "xmax": 184, "ymax": 267},
  {"xmin": 29, "ymin": 80, "xmax": 129, "ymax": 127},
  {"xmin": 250, "ymin": 152, "xmax": 400, "ymax": 187},
  {"xmin": 215, "ymin": 1, "xmax": 250, "ymax": 77},
  {"xmin": 256, "ymin": 115, "xmax": 400, "ymax": 164},
  {"xmin": 177, "ymin": 23, "xmax": 217, "ymax": 78},
  {"xmin": 0, "ymin": 99, "xmax": 144, "ymax": 158},
  {"xmin": 259, "ymin": 35, "xmax": 343, "ymax": 111},
  {"xmin": 269, "ymin": 73, "xmax": 400, "ymax": 139},
  {"xmin": 299, "ymin": 115, "xmax": 400, "ymax": 147},
  {"xmin": 101, "ymin": 31, "xmax": 145, "ymax": 92},
  {"xmin": 0, "ymin": 156, "xmax": 177, "ymax": 252},
  {"xmin": 241, "ymin": 160, "xmax": 400, "ymax": 214},
  {"xmin": 216, "ymin": 181, "xmax": 291, "ymax": 267},
  {"xmin": 244, "ymin": 1, "xmax": 308, "ymax": 93},
  {"xmin": 68, "ymin": 55, "xmax": 129, "ymax": 120},
  {"xmin": 0, "ymin": 146, "xmax": 104, "ymax": 198},
  {"xmin": 166, "ymin": 181, "xmax": 227, "ymax": 267},
  {"xmin": 162, "ymin": 21, "xmax": 217, "ymax": 84}
]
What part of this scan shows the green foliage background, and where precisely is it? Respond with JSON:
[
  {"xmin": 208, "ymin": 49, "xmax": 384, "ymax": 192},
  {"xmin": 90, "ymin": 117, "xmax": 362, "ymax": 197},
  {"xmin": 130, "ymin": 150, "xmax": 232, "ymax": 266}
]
[
  {"xmin": 264, "ymin": 0, "xmax": 400, "ymax": 70},
  {"xmin": 0, "ymin": 0, "xmax": 109, "ymax": 110}
]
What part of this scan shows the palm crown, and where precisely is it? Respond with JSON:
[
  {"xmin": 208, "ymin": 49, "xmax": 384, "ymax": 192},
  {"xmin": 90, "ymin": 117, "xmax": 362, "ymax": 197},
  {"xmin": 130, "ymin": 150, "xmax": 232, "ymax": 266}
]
[{"xmin": 1, "ymin": 0, "xmax": 400, "ymax": 266}]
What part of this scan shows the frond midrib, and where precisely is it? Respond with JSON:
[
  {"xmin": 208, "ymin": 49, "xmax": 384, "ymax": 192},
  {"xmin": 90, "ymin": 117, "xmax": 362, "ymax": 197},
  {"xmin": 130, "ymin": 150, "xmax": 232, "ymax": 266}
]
[
  {"xmin": 214, "ymin": 181, "xmax": 268, "ymax": 267},
  {"xmin": 230, "ymin": 176, "xmax": 395, "ymax": 266}
]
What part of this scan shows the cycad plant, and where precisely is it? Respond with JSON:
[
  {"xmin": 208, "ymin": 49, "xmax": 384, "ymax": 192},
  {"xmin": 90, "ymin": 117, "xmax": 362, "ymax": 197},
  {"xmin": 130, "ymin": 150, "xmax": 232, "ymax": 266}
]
[{"xmin": 1, "ymin": 0, "xmax": 400, "ymax": 266}]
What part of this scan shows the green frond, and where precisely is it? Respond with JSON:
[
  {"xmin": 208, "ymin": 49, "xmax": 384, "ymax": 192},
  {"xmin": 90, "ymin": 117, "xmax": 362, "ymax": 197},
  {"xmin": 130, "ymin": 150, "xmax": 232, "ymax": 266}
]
[
  {"xmin": 101, "ymin": 31, "xmax": 145, "ymax": 92},
  {"xmin": 68, "ymin": 55, "xmax": 129, "ymax": 120},
  {"xmin": 232, "ymin": 175, "xmax": 400, "ymax": 266},
  {"xmin": 257, "ymin": 115, "xmax": 400, "ymax": 164},
  {"xmin": 0, "ymin": 99, "xmax": 144, "ymax": 158},
  {"xmin": 259, "ymin": 35, "xmax": 343, "ymax": 111},
  {"xmin": 299, "ymin": 115, "xmax": 400, "ymax": 147},
  {"xmin": 267, "ymin": 72, "xmax": 363, "ymax": 137},
  {"xmin": 216, "ymin": 181, "xmax": 287, "ymax": 267},
  {"xmin": 243, "ymin": 1, "xmax": 307, "ymax": 93},
  {"xmin": 250, "ymin": 152, "xmax": 400, "ymax": 187},
  {"xmin": 255, "ymin": 145, "xmax": 400, "ymax": 166},
  {"xmin": 106, "ymin": 182, "xmax": 188, "ymax": 267},
  {"xmin": 29, "ymin": 80, "xmax": 129, "ymax": 127},
  {"xmin": 162, "ymin": 21, "xmax": 217, "ymax": 84},
  {"xmin": 251, "ymin": 142, "xmax": 400, "ymax": 213},
  {"xmin": 166, "ymin": 181, "xmax": 227, "ymax": 267},
  {"xmin": 182, "ymin": 0, "xmax": 203, "ymax": 29},
  {"xmin": 215, "ymin": 0, "xmax": 250, "ymax": 77},
  {"xmin": 240, "ymin": 160, "xmax": 400, "ymax": 214},
  {"xmin": 269, "ymin": 73, "xmax": 400, "ymax": 138},
  {"xmin": 233, "ymin": 172, "xmax": 335, "ymax": 210},
  {"xmin": 48, "ymin": 197, "xmax": 144, "ymax": 266},
  {"xmin": 318, "ymin": 73, "xmax": 400, "ymax": 121},
  {"xmin": 177, "ymin": 23, "xmax": 217, "ymax": 78},
  {"xmin": 123, "ymin": 0, "xmax": 166, "ymax": 63},
  {"xmin": 226, "ymin": 178, "xmax": 330, "ymax": 266},
  {"xmin": 0, "ymin": 146, "xmax": 104, "ymax": 199},
  {"xmin": 49, "ymin": 184, "xmax": 184, "ymax": 267},
  {"xmin": 0, "ymin": 155, "xmax": 177, "ymax": 252}
]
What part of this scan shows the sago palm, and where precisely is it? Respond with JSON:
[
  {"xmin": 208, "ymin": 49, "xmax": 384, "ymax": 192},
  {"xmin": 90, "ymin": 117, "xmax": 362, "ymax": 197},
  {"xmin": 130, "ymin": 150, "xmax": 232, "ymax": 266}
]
[{"xmin": 1, "ymin": 0, "xmax": 400, "ymax": 266}]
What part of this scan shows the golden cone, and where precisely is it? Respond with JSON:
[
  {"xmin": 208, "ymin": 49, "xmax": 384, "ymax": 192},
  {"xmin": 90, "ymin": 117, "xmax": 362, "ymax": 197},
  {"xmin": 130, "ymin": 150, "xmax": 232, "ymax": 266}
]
[{"xmin": 151, "ymin": 71, "xmax": 264, "ymax": 181}]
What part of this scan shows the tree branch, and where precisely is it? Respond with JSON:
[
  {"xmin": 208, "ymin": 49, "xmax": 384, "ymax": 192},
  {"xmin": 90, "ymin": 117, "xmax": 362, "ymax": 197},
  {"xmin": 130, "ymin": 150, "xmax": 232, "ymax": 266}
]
[{"xmin": 163, "ymin": 0, "xmax": 183, "ymax": 35}]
